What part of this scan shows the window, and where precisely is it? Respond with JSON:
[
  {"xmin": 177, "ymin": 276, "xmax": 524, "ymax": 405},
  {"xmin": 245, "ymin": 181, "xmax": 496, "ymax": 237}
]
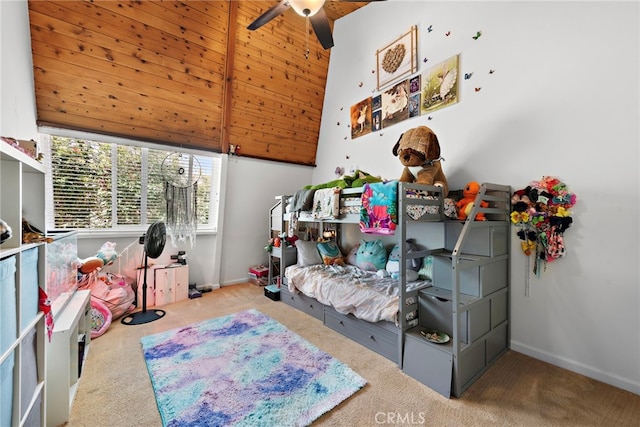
[{"xmin": 42, "ymin": 134, "xmax": 221, "ymax": 233}]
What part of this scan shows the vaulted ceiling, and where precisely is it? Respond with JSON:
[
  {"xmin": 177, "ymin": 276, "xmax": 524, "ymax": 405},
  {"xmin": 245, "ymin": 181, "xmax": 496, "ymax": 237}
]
[{"xmin": 28, "ymin": 1, "xmax": 371, "ymax": 165}]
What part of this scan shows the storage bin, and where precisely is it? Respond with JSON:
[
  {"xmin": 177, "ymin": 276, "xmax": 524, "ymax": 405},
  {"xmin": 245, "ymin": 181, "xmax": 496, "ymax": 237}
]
[
  {"xmin": 264, "ymin": 285, "xmax": 280, "ymax": 301},
  {"xmin": 1, "ymin": 351, "xmax": 15, "ymax": 427},
  {"xmin": 20, "ymin": 248, "xmax": 39, "ymax": 331},
  {"xmin": 445, "ymin": 222, "xmax": 508, "ymax": 257},
  {"xmin": 1, "ymin": 255, "xmax": 17, "ymax": 355},
  {"xmin": 21, "ymin": 328, "xmax": 38, "ymax": 419}
]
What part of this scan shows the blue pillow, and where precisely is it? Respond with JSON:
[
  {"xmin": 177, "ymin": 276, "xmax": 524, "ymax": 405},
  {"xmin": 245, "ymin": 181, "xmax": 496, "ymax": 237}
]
[
  {"xmin": 356, "ymin": 239, "xmax": 387, "ymax": 271},
  {"xmin": 317, "ymin": 241, "xmax": 344, "ymax": 265}
]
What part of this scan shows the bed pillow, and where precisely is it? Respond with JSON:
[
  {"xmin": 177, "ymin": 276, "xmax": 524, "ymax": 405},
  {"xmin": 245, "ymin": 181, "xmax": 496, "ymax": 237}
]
[
  {"xmin": 346, "ymin": 243, "xmax": 360, "ymax": 265},
  {"xmin": 296, "ymin": 240, "xmax": 323, "ymax": 266},
  {"xmin": 317, "ymin": 241, "xmax": 344, "ymax": 265},
  {"xmin": 356, "ymin": 239, "xmax": 387, "ymax": 271}
]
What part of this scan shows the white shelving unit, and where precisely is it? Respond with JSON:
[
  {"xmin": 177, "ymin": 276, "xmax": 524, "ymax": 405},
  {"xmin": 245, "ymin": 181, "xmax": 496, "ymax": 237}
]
[
  {"xmin": 1, "ymin": 142, "xmax": 47, "ymax": 426},
  {"xmin": 45, "ymin": 289, "xmax": 91, "ymax": 427}
]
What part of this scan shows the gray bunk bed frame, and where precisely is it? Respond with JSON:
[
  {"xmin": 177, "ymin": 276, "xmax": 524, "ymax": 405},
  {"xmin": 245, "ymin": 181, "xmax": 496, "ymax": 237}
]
[{"xmin": 268, "ymin": 182, "xmax": 511, "ymax": 398}]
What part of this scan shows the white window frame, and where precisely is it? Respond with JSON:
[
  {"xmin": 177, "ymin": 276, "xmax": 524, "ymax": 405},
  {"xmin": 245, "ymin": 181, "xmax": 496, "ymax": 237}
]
[{"xmin": 38, "ymin": 127, "xmax": 226, "ymax": 239}]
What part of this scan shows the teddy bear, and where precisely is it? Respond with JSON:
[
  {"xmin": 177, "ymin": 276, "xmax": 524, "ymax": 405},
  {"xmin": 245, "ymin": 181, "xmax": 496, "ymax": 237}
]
[
  {"xmin": 455, "ymin": 181, "xmax": 488, "ymax": 221},
  {"xmin": 392, "ymin": 125, "xmax": 448, "ymax": 196}
]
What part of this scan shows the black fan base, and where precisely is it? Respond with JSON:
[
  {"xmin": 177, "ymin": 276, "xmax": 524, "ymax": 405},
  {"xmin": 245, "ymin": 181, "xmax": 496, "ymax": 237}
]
[{"xmin": 121, "ymin": 308, "xmax": 166, "ymax": 325}]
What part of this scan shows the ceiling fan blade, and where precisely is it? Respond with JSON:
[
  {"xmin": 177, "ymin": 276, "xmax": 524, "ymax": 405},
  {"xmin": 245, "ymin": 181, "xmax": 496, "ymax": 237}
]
[
  {"xmin": 310, "ymin": 8, "xmax": 334, "ymax": 50},
  {"xmin": 247, "ymin": 0, "xmax": 291, "ymax": 31}
]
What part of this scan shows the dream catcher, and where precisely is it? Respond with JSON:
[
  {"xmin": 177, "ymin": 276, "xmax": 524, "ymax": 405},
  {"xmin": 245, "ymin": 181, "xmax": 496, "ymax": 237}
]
[{"xmin": 161, "ymin": 153, "xmax": 201, "ymax": 247}]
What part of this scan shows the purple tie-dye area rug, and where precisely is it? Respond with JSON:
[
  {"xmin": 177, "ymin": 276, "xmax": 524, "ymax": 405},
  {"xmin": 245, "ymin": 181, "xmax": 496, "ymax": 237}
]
[{"xmin": 140, "ymin": 309, "xmax": 366, "ymax": 427}]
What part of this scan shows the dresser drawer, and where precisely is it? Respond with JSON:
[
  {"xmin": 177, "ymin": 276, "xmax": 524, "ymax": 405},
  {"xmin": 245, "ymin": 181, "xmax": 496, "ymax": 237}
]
[
  {"xmin": 280, "ymin": 288, "xmax": 324, "ymax": 321},
  {"xmin": 324, "ymin": 309, "xmax": 398, "ymax": 363}
]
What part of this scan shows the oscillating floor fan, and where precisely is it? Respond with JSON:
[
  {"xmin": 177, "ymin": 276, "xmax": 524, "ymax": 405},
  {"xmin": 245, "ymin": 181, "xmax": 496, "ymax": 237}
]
[{"xmin": 121, "ymin": 221, "xmax": 167, "ymax": 325}]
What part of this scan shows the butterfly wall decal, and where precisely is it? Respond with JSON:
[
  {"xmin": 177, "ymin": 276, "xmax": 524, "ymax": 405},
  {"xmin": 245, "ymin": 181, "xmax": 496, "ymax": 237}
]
[
  {"xmin": 427, "ymin": 25, "xmax": 433, "ymax": 33},
  {"xmin": 489, "ymin": 69, "xmax": 496, "ymax": 74},
  {"xmin": 423, "ymin": 57, "xmax": 429, "ymax": 63},
  {"xmin": 472, "ymin": 31, "xmax": 482, "ymax": 40},
  {"xmin": 475, "ymin": 87, "xmax": 482, "ymax": 92},
  {"xmin": 445, "ymin": 31, "xmax": 451, "ymax": 36},
  {"xmin": 464, "ymin": 73, "xmax": 473, "ymax": 80}
]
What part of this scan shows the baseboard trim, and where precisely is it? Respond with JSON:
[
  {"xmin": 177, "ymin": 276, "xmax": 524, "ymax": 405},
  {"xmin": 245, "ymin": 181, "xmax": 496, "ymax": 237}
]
[{"xmin": 511, "ymin": 341, "xmax": 640, "ymax": 395}]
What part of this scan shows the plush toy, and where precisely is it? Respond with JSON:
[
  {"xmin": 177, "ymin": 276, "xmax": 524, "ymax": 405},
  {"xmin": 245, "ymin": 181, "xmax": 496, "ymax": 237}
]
[
  {"xmin": 392, "ymin": 125, "xmax": 448, "ymax": 196},
  {"xmin": 78, "ymin": 241, "xmax": 118, "ymax": 274},
  {"xmin": 455, "ymin": 181, "xmax": 488, "ymax": 221}
]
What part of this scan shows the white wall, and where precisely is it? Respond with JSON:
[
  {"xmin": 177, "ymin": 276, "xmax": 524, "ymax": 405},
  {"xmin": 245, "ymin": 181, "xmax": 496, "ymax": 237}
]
[
  {"xmin": 1, "ymin": 0, "xmax": 37, "ymax": 139},
  {"xmin": 316, "ymin": 0, "xmax": 639, "ymax": 394},
  {"xmin": 220, "ymin": 155, "xmax": 313, "ymax": 284}
]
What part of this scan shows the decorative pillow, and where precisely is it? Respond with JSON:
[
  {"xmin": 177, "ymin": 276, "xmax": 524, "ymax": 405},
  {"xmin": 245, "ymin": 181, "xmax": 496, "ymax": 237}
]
[
  {"xmin": 296, "ymin": 240, "xmax": 323, "ymax": 267},
  {"xmin": 346, "ymin": 243, "xmax": 360, "ymax": 265},
  {"xmin": 317, "ymin": 241, "xmax": 344, "ymax": 265},
  {"xmin": 418, "ymin": 255, "xmax": 434, "ymax": 280},
  {"xmin": 356, "ymin": 239, "xmax": 387, "ymax": 271}
]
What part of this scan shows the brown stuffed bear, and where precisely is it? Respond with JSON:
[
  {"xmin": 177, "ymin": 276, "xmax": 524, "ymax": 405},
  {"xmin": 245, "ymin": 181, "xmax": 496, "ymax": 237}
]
[{"xmin": 392, "ymin": 125, "xmax": 448, "ymax": 196}]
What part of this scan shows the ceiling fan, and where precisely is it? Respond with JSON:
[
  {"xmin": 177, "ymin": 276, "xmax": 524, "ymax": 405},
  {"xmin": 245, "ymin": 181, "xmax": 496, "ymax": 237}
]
[{"xmin": 247, "ymin": 0, "xmax": 386, "ymax": 52}]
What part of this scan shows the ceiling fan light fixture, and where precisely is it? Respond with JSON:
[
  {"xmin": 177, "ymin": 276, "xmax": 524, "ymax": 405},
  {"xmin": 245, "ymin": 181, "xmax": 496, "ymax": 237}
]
[{"xmin": 289, "ymin": 0, "xmax": 326, "ymax": 17}]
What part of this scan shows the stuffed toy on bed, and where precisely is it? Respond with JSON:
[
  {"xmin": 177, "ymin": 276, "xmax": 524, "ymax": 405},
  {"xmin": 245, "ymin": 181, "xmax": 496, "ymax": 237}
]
[{"xmin": 392, "ymin": 125, "xmax": 448, "ymax": 197}]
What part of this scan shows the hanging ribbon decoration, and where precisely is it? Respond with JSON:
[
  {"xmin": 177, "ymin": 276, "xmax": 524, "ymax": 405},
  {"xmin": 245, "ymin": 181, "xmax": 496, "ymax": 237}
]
[
  {"xmin": 162, "ymin": 153, "xmax": 201, "ymax": 247},
  {"xmin": 511, "ymin": 176, "xmax": 577, "ymax": 294}
]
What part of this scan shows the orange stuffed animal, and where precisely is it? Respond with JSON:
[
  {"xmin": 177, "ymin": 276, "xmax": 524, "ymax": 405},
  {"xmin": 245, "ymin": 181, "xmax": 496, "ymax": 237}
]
[{"xmin": 456, "ymin": 181, "xmax": 488, "ymax": 221}]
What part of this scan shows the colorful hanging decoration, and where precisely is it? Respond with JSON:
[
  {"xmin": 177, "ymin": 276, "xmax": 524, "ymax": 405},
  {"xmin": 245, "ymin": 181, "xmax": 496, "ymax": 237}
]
[
  {"xmin": 162, "ymin": 153, "xmax": 201, "ymax": 248},
  {"xmin": 511, "ymin": 176, "xmax": 577, "ymax": 276}
]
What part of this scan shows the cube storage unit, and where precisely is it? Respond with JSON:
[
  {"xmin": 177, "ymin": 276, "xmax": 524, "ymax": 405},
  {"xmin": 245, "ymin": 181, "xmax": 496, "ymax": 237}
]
[
  {"xmin": 1, "ymin": 142, "xmax": 48, "ymax": 426},
  {"xmin": 46, "ymin": 289, "xmax": 92, "ymax": 427}
]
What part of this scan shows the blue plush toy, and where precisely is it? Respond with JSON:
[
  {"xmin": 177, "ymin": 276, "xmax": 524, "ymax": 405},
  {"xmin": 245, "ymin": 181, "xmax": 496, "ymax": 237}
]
[
  {"xmin": 355, "ymin": 239, "xmax": 387, "ymax": 272},
  {"xmin": 386, "ymin": 239, "xmax": 423, "ymax": 280}
]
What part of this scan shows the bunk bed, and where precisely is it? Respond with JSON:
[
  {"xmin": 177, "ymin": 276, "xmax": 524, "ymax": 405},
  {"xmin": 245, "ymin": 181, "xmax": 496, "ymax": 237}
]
[{"xmin": 267, "ymin": 181, "xmax": 511, "ymax": 398}]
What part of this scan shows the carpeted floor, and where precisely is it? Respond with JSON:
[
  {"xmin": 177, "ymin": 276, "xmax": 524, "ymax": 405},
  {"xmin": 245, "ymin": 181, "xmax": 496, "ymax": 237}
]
[{"xmin": 69, "ymin": 283, "xmax": 640, "ymax": 426}]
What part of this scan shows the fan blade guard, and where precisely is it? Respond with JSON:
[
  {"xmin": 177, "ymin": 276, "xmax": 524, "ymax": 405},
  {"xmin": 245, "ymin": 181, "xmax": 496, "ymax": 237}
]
[{"xmin": 145, "ymin": 221, "xmax": 167, "ymax": 259}]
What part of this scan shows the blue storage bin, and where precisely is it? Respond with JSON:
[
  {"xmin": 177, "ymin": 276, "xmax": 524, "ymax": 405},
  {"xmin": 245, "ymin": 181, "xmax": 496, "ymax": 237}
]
[
  {"xmin": 0, "ymin": 255, "xmax": 17, "ymax": 355},
  {"xmin": 1, "ymin": 351, "xmax": 15, "ymax": 427},
  {"xmin": 21, "ymin": 328, "xmax": 38, "ymax": 420},
  {"xmin": 20, "ymin": 248, "xmax": 39, "ymax": 331}
]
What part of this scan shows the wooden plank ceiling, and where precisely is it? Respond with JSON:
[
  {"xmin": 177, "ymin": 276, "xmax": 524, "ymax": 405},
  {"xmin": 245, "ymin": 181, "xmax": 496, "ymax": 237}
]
[{"xmin": 28, "ymin": 0, "xmax": 369, "ymax": 166}]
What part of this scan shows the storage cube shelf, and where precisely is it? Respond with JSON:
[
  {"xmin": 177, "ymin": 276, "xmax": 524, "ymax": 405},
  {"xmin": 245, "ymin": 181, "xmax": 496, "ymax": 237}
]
[{"xmin": 0, "ymin": 142, "xmax": 47, "ymax": 426}]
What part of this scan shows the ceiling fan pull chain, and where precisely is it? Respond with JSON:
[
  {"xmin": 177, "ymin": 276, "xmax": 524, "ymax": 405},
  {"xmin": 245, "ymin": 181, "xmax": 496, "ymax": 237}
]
[{"xmin": 305, "ymin": 16, "xmax": 310, "ymax": 60}]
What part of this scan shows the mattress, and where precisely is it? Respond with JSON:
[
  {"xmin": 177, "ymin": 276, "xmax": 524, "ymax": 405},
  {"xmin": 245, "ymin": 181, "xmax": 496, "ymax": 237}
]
[{"xmin": 285, "ymin": 263, "xmax": 430, "ymax": 324}]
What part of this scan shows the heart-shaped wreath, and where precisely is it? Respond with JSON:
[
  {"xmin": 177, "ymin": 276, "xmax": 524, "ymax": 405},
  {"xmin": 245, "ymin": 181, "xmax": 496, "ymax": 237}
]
[{"xmin": 511, "ymin": 176, "xmax": 577, "ymax": 275}]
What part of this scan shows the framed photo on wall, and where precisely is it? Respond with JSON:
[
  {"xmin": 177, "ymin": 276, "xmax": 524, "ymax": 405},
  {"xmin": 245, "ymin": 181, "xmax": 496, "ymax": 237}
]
[
  {"xmin": 420, "ymin": 54, "xmax": 460, "ymax": 115},
  {"xmin": 350, "ymin": 97, "xmax": 372, "ymax": 139},
  {"xmin": 376, "ymin": 25, "xmax": 418, "ymax": 91}
]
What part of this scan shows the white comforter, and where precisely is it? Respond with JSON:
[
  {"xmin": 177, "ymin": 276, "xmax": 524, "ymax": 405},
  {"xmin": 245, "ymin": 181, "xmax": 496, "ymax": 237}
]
[{"xmin": 285, "ymin": 264, "xmax": 429, "ymax": 324}]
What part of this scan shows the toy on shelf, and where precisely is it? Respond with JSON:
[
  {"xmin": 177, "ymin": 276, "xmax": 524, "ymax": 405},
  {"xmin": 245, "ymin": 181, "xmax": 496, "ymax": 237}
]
[
  {"xmin": 392, "ymin": 125, "xmax": 448, "ymax": 196},
  {"xmin": 455, "ymin": 181, "xmax": 488, "ymax": 221}
]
